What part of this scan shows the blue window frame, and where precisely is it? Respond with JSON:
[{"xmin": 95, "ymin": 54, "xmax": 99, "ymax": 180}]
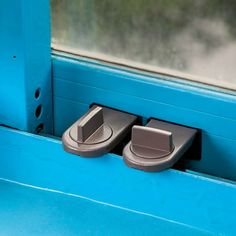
[
  {"xmin": 1, "ymin": 0, "xmax": 236, "ymax": 180},
  {"xmin": 1, "ymin": 2, "xmax": 236, "ymax": 234}
]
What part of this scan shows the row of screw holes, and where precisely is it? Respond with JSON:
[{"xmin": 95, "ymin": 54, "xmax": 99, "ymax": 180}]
[
  {"xmin": 34, "ymin": 88, "xmax": 44, "ymax": 133},
  {"xmin": 12, "ymin": 56, "xmax": 44, "ymax": 133}
]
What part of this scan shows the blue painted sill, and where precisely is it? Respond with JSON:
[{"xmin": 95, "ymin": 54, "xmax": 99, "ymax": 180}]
[{"xmin": 0, "ymin": 126, "xmax": 235, "ymax": 235}]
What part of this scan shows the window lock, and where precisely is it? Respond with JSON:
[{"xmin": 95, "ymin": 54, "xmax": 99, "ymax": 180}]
[
  {"xmin": 123, "ymin": 119, "xmax": 198, "ymax": 172},
  {"xmin": 62, "ymin": 105, "xmax": 138, "ymax": 157}
]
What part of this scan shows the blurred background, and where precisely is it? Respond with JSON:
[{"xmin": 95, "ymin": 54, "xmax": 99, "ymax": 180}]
[{"xmin": 51, "ymin": 0, "xmax": 236, "ymax": 86}]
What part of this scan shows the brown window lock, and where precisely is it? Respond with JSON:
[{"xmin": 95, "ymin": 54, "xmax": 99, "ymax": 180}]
[
  {"xmin": 123, "ymin": 119, "xmax": 198, "ymax": 172},
  {"xmin": 62, "ymin": 105, "xmax": 138, "ymax": 157}
]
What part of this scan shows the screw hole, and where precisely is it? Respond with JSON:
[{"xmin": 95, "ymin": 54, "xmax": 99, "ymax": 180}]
[
  {"xmin": 35, "ymin": 123, "xmax": 44, "ymax": 134},
  {"xmin": 35, "ymin": 105, "xmax": 42, "ymax": 118},
  {"xmin": 13, "ymin": 56, "xmax": 16, "ymax": 59},
  {"xmin": 35, "ymin": 88, "xmax": 41, "ymax": 99}
]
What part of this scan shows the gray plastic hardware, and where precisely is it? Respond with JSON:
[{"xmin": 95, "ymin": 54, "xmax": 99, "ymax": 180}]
[
  {"xmin": 123, "ymin": 119, "xmax": 197, "ymax": 172},
  {"xmin": 62, "ymin": 105, "xmax": 138, "ymax": 157}
]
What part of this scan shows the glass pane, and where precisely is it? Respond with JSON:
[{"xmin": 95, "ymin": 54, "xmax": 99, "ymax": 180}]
[{"xmin": 51, "ymin": 0, "xmax": 236, "ymax": 88}]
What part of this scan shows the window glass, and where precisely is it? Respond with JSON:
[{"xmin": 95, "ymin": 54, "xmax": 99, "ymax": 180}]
[{"xmin": 51, "ymin": 0, "xmax": 236, "ymax": 88}]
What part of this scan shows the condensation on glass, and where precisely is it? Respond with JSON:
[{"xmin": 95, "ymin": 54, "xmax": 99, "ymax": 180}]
[{"xmin": 51, "ymin": 0, "xmax": 236, "ymax": 89}]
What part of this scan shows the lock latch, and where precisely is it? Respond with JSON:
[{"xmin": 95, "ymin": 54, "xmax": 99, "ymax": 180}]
[
  {"xmin": 62, "ymin": 105, "xmax": 138, "ymax": 157},
  {"xmin": 123, "ymin": 119, "xmax": 198, "ymax": 172}
]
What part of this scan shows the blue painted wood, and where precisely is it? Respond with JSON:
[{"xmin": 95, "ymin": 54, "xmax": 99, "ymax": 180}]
[
  {"xmin": 0, "ymin": 179, "xmax": 205, "ymax": 236},
  {"xmin": 52, "ymin": 56, "xmax": 236, "ymax": 181},
  {"xmin": 0, "ymin": 126, "xmax": 235, "ymax": 235},
  {"xmin": 0, "ymin": 0, "xmax": 53, "ymax": 133},
  {"xmin": 53, "ymin": 56, "xmax": 236, "ymax": 120},
  {"xmin": 54, "ymin": 78, "xmax": 235, "ymax": 139}
]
